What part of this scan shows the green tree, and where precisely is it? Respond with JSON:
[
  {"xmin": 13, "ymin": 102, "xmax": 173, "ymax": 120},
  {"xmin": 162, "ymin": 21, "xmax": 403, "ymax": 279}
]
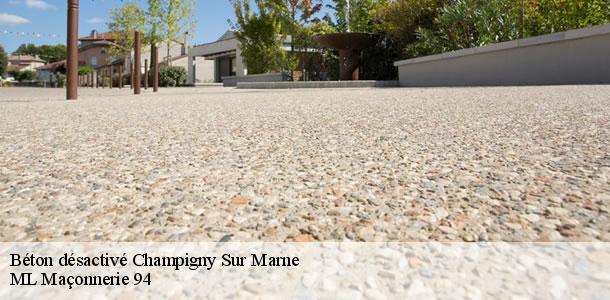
[
  {"xmin": 374, "ymin": 0, "xmax": 447, "ymax": 51},
  {"xmin": 14, "ymin": 43, "xmax": 66, "ymax": 63},
  {"xmin": 37, "ymin": 45, "xmax": 67, "ymax": 63},
  {"xmin": 14, "ymin": 43, "xmax": 38, "ymax": 56},
  {"xmin": 0, "ymin": 45, "xmax": 7, "ymax": 76},
  {"xmin": 78, "ymin": 65, "xmax": 95, "ymax": 75},
  {"xmin": 269, "ymin": 0, "xmax": 324, "ymax": 79},
  {"xmin": 230, "ymin": 0, "xmax": 285, "ymax": 74},
  {"xmin": 525, "ymin": 0, "xmax": 610, "ymax": 35},
  {"xmin": 147, "ymin": 0, "xmax": 195, "ymax": 65},
  {"xmin": 325, "ymin": 0, "xmax": 388, "ymax": 32},
  {"xmin": 108, "ymin": 0, "xmax": 146, "ymax": 56}
]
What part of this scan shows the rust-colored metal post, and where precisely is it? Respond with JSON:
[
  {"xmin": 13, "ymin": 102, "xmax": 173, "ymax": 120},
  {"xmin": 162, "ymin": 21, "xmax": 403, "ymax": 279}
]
[
  {"xmin": 152, "ymin": 45, "xmax": 159, "ymax": 92},
  {"xmin": 130, "ymin": 62, "xmax": 134, "ymax": 89},
  {"xmin": 134, "ymin": 31, "xmax": 141, "ymax": 95},
  {"xmin": 144, "ymin": 59, "xmax": 149, "ymax": 90},
  {"xmin": 66, "ymin": 0, "xmax": 78, "ymax": 100},
  {"xmin": 119, "ymin": 65, "xmax": 123, "ymax": 88}
]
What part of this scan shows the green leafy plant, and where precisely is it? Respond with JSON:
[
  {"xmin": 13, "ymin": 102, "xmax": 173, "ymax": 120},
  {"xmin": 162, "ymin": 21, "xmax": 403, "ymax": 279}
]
[
  {"xmin": 108, "ymin": 0, "xmax": 146, "ymax": 56},
  {"xmin": 158, "ymin": 65, "xmax": 186, "ymax": 87},
  {"xmin": 146, "ymin": 0, "xmax": 195, "ymax": 65},
  {"xmin": 78, "ymin": 65, "xmax": 95, "ymax": 75},
  {"xmin": 230, "ymin": 0, "xmax": 285, "ymax": 74},
  {"xmin": 57, "ymin": 74, "xmax": 66, "ymax": 88},
  {"xmin": 14, "ymin": 43, "xmax": 66, "ymax": 63},
  {"xmin": 406, "ymin": 0, "xmax": 610, "ymax": 57},
  {"xmin": 0, "ymin": 45, "xmax": 7, "ymax": 76},
  {"xmin": 8, "ymin": 69, "xmax": 37, "ymax": 82}
]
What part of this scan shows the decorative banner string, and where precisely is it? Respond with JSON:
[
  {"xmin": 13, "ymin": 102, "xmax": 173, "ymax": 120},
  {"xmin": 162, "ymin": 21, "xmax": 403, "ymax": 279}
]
[{"xmin": 0, "ymin": 30, "xmax": 63, "ymax": 39}]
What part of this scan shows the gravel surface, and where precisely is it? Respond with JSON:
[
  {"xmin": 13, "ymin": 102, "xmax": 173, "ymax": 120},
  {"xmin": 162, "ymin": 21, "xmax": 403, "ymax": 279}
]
[{"xmin": 1, "ymin": 86, "xmax": 609, "ymax": 242}]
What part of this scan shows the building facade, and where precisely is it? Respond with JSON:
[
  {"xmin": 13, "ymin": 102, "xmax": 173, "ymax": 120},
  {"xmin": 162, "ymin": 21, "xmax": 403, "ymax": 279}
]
[
  {"xmin": 187, "ymin": 31, "xmax": 244, "ymax": 84},
  {"xmin": 188, "ymin": 31, "xmax": 295, "ymax": 85},
  {"xmin": 79, "ymin": 30, "xmax": 115, "ymax": 68},
  {"xmin": 7, "ymin": 54, "xmax": 45, "ymax": 71}
]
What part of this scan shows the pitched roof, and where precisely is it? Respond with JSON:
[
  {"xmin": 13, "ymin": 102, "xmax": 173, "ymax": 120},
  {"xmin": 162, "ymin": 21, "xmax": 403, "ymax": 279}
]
[
  {"xmin": 9, "ymin": 54, "xmax": 45, "ymax": 63},
  {"xmin": 79, "ymin": 31, "xmax": 115, "ymax": 42},
  {"xmin": 37, "ymin": 60, "xmax": 67, "ymax": 71}
]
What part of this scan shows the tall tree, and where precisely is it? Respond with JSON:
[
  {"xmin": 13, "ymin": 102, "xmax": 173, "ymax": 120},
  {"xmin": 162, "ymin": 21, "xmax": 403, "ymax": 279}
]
[
  {"xmin": 271, "ymin": 0, "xmax": 323, "ymax": 49},
  {"xmin": 107, "ymin": 0, "xmax": 146, "ymax": 56},
  {"xmin": 0, "ymin": 45, "xmax": 7, "ymax": 76},
  {"xmin": 147, "ymin": 0, "xmax": 195, "ymax": 65},
  {"xmin": 325, "ymin": 0, "xmax": 388, "ymax": 32},
  {"xmin": 270, "ymin": 0, "xmax": 323, "ymax": 79},
  {"xmin": 230, "ymin": 0, "xmax": 285, "ymax": 74},
  {"xmin": 15, "ymin": 43, "xmax": 38, "ymax": 55},
  {"xmin": 14, "ymin": 43, "xmax": 66, "ymax": 63}
]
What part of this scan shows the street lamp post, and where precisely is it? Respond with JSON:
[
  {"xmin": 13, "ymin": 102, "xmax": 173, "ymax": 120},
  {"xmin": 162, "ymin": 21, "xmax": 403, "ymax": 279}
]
[{"xmin": 66, "ymin": 0, "xmax": 79, "ymax": 100}]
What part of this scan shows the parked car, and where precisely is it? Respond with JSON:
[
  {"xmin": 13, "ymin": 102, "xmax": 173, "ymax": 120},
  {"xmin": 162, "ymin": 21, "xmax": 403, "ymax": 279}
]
[{"xmin": 1, "ymin": 76, "xmax": 18, "ymax": 83}]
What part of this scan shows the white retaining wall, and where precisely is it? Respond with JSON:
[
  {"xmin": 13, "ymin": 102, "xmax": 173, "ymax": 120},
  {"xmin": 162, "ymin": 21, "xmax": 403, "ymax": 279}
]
[{"xmin": 394, "ymin": 24, "xmax": 610, "ymax": 86}]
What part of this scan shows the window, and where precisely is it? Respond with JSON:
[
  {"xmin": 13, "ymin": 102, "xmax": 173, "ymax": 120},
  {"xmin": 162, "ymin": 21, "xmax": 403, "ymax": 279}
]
[
  {"xmin": 101, "ymin": 49, "xmax": 106, "ymax": 54},
  {"xmin": 91, "ymin": 57, "xmax": 97, "ymax": 66}
]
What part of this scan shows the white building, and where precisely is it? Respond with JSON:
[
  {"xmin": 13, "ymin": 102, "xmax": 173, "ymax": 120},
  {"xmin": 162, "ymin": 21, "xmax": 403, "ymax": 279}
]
[
  {"xmin": 187, "ymin": 31, "xmax": 245, "ymax": 84},
  {"xmin": 7, "ymin": 54, "xmax": 45, "ymax": 72},
  {"xmin": 128, "ymin": 42, "xmax": 214, "ymax": 83},
  {"xmin": 187, "ymin": 31, "xmax": 293, "ymax": 85}
]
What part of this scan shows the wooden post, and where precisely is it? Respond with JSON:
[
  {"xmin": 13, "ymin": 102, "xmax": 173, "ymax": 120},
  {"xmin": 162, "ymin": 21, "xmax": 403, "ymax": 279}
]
[
  {"xmin": 144, "ymin": 59, "xmax": 149, "ymax": 90},
  {"xmin": 109, "ymin": 66, "xmax": 113, "ymax": 89},
  {"xmin": 134, "ymin": 31, "xmax": 141, "ymax": 95}
]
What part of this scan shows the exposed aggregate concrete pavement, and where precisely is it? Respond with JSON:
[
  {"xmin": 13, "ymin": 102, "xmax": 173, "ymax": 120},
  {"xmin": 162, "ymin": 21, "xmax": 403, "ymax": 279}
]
[{"xmin": 1, "ymin": 86, "xmax": 609, "ymax": 241}]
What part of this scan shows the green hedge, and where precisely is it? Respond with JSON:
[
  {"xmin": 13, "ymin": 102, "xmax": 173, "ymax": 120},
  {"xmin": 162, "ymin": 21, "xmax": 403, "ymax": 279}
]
[
  {"xmin": 8, "ymin": 69, "xmax": 37, "ymax": 82},
  {"xmin": 158, "ymin": 65, "xmax": 187, "ymax": 87}
]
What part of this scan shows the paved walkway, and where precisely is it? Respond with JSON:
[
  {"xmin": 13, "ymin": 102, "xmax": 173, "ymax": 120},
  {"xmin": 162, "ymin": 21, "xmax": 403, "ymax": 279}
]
[{"xmin": 1, "ymin": 86, "xmax": 609, "ymax": 241}]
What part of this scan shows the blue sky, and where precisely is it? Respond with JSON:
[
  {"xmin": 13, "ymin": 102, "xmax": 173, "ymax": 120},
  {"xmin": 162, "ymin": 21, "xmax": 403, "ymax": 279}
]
[{"xmin": 0, "ymin": 0, "xmax": 239, "ymax": 53}]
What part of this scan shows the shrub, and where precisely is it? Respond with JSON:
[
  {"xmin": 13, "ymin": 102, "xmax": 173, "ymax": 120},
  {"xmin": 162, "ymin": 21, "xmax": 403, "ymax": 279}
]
[
  {"xmin": 8, "ymin": 69, "xmax": 37, "ymax": 82},
  {"xmin": 158, "ymin": 65, "xmax": 186, "ymax": 87},
  {"xmin": 78, "ymin": 65, "xmax": 94, "ymax": 75},
  {"xmin": 406, "ymin": 0, "xmax": 610, "ymax": 57},
  {"xmin": 0, "ymin": 45, "xmax": 7, "ymax": 76},
  {"xmin": 57, "ymin": 74, "xmax": 66, "ymax": 87}
]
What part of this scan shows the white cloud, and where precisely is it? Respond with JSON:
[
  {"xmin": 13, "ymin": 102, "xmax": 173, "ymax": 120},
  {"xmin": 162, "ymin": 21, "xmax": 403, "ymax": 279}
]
[
  {"xmin": 87, "ymin": 17, "xmax": 105, "ymax": 24},
  {"xmin": 0, "ymin": 13, "xmax": 30, "ymax": 25},
  {"xmin": 24, "ymin": 0, "xmax": 55, "ymax": 10}
]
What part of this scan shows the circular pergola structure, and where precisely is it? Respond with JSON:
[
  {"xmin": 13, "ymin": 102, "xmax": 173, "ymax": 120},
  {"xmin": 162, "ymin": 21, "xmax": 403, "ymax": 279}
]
[{"xmin": 315, "ymin": 32, "xmax": 375, "ymax": 81}]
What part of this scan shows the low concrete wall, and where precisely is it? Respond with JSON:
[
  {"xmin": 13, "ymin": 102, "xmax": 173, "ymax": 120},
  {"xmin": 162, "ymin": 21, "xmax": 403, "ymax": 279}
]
[
  {"xmin": 222, "ymin": 72, "xmax": 289, "ymax": 87},
  {"xmin": 236, "ymin": 80, "xmax": 398, "ymax": 89},
  {"xmin": 394, "ymin": 24, "xmax": 610, "ymax": 86}
]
